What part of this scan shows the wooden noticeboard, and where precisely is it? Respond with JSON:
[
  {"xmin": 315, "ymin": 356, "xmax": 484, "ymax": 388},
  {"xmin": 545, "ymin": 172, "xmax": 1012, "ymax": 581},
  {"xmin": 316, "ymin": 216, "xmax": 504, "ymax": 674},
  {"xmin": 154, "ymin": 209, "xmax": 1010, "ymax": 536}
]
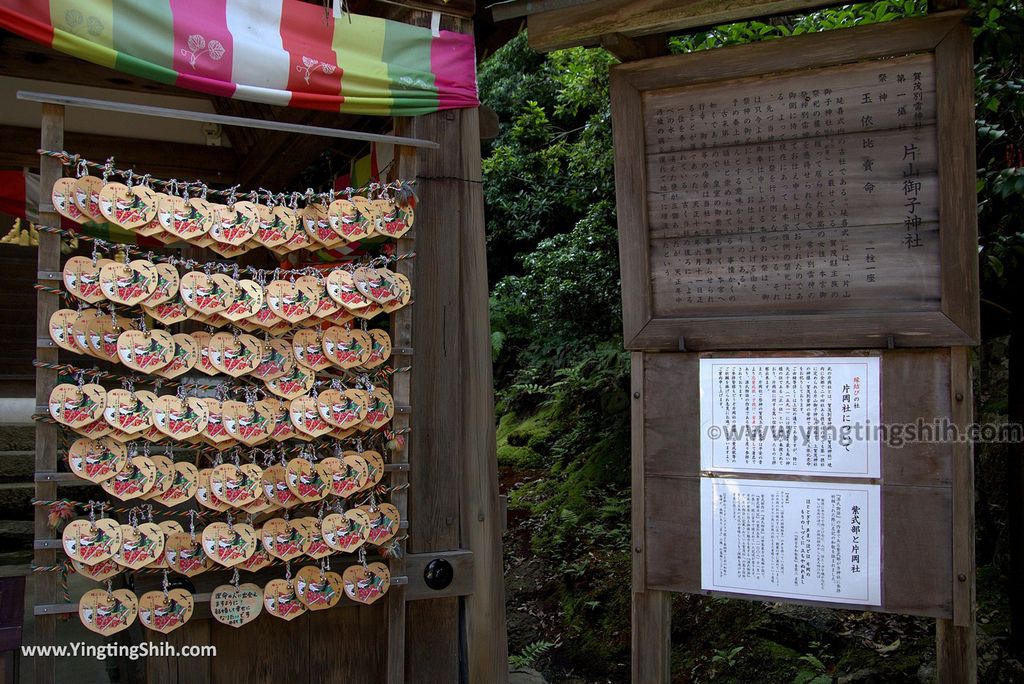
[
  {"xmin": 611, "ymin": 12, "xmax": 977, "ymax": 351},
  {"xmin": 636, "ymin": 349, "xmax": 966, "ymax": 618}
]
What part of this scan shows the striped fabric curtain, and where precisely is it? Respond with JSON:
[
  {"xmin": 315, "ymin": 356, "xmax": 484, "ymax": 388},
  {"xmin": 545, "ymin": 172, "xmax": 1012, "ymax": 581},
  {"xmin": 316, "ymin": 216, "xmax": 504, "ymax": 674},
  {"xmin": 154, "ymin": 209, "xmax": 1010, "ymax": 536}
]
[{"xmin": 0, "ymin": 0, "xmax": 478, "ymax": 116}]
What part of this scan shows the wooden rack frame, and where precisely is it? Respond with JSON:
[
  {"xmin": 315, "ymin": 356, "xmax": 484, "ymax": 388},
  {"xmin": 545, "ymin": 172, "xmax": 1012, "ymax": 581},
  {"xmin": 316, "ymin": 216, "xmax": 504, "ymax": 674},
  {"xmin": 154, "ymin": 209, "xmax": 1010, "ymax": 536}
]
[{"xmin": 31, "ymin": 81, "xmax": 507, "ymax": 682}]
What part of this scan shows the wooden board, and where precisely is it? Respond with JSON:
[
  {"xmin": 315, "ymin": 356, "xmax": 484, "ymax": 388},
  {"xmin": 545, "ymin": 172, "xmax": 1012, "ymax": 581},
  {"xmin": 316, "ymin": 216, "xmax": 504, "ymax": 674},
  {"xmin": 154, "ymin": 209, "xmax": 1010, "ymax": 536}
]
[
  {"xmin": 611, "ymin": 13, "xmax": 978, "ymax": 350},
  {"xmin": 637, "ymin": 349, "xmax": 956, "ymax": 617}
]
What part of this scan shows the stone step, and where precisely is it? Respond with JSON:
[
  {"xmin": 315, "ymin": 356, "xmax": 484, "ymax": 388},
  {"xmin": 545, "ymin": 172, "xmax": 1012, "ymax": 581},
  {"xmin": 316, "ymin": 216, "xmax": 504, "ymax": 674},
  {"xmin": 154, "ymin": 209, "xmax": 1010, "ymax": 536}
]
[
  {"xmin": 0, "ymin": 450, "xmax": 34, "ymax": 480},
  {"xmin": 0, "ymin": 425, "xmax": 35, "ymax": 452},
  {"xmin": 0, "ymin": 481, "xmax": 100, "ymax": 520}
]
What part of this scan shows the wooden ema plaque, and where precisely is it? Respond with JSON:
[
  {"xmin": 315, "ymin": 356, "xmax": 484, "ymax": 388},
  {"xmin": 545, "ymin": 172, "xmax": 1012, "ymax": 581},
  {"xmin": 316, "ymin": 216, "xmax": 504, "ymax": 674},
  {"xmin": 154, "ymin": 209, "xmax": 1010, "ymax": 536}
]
[
  {"xmin": 635, "ymin": 349, "xmax": 968, "ymax": 619},
  {"xmin": 611, "ymin": 13, "xmax": 977, "ymax": 350}
]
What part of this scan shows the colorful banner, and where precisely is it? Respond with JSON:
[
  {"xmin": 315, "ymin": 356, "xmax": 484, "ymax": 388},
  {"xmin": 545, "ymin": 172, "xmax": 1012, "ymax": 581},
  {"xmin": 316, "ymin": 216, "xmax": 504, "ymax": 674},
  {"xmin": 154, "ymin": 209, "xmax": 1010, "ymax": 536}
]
[{"xmin": 0, "ymin": 0, "xmax": 478, "ymax": 116}]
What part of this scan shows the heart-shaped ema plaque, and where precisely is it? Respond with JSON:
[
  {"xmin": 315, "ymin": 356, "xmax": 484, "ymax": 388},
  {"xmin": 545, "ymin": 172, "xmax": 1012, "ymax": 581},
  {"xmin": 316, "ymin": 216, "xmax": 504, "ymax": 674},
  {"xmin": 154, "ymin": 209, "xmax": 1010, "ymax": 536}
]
[
  {"xmin": 209, "ymin": 332, "xmax": 262, "ymax": 377},
  {"xmin": 316, "ymin": 389, "xmax": 369, "ymax": 430},
  {"xmin": 52, "ymin": 177, "xmax": 86, "ymax": 223},
  {"xmin": 221, "ymin": 279, "xmax": 264, "ymax": 321},
  {"xmin": 165, "ymin": 532, "xmax": 211, "ymax": 577},
  {"xmin": 298, "ymin": 517, "xmax": 333, "ymax": 560},
  {"xmin": 321, "ymin": 510, "xmax": 370, "ymax": 553},
  {"xmin": 116, "ymin": 329, "xmax": 174, "ymax": 373},
  {"xmin": 264, "ymin": 578, "xmax": 307, "ymax": 621},
  {"xmin": 49, "ymin": 383, "xmax": 106, "ymax": 428},
  {"xmin": 73, "ymin": 176, "xmax": 106, "ymax": 223},
  {"xmin": 265, "ymin": 365, "xmax": 314, "ymax": 401},
  {"xmin": 261, "ymin": 517, "xmax": 309, "ymax": 561},
  {"xmin": 343, "ymin": 562, "xmax": 390, "ymax": 605},
  {"xmin": 158, "ymin": 196, "xmax": 213, "ymax": 240},
  {"xmin": 210, "ymin": 201, "xmax": 259, "ymax": 246},
  {"xmin": 285, "ymin": 457, "xmax": 329, "ymax": 502},
  {"xmin": 291, "ymin": 328, "xmax": 331, "ymax": 372},
  {"xmin": 113, "ymin": 522, "xmax": 166, "ymax": 570},
  {"xmin": 49, "ymin": 309, "xmax": 82, "ymax": 354},
  {"xmin": 254, "ymin": 205, "xmax": 294, "ymax": 249},
  {"xmin": 301, "ymin": 202, "xmax": 342, "ymax": 246},
  {"xmin": 63, "ymin": 256, "xmax": 109, "ymax": 304},
  {"xmin": 202, "ymin": 521, "xmax": 257, "ymax": 567},
  {"xmin": 101, "ymin": 456, "xmax": 157, "ymax": 501},
  {"xmin": 180, "ymin": 271, "xmax": 230, "ymax": 314},
  {"xmin": 157, "ymin": 461, "xmax": 199, "ymax": 507},
  {"xmin": 325, "ymin": 269, "xmax": 369, "ymax": 310},
  {"xmin": 98, "ymin": 183, "xmax": 157, "ymax": 229},
  {"xmin": 262, "ymin": 464, "xmax": 300, "ymax": 509},
  {"xmin": 99, "ymin": 260, "xmax": 158, "ymax": 306},
  {"xmin": 138, "ymin": 588, "xmax": 193, "ymax": 634},
  {"xmin": 222, "ymin": 401, "xmax": 272, "ymax": 446},
  {"xmin": 80, "ymin": 588, "xmax": 138, "ymax": 636},
  {"xmin": 67, "ymin": 437, "xmax": 127, "ymax": 483},
  {"xmin": 266, "ymin": 279, "xmax": 320, "ymax": 323},
  {"xmin": 152, "ymin": 396, "xmax": 209, "ymax": 440},
  {"xmin": 144, "ymin": 262, "xmax": 181, "ymax": 306},
  {"xmin": 209, "ymin": 463, "xmax": 262, "ymax": 507},
  {"xmin": 289, "ymin": 396, "xmax": 334, "ymax": 439},
  {"xmin": 254, "ymin": 338, "xmax": 295, "ymax": 381},
  {"xmin": 322, "ymin": 327, "xmax": 372, "ymax": 369},
  {"xmin": 63, "ymin": 518, "xmax": 123, "ymax": 564},
  {"xmin": 210, "ymin": 582, "xmax": 263, "ymax": 628},
  {"xmin": 154, "ymin": 333, "xmax": 199, "ymax": 380},
  {"xmin": 295, "ymin": 565, "xmax": 343, "ymax": 610}
]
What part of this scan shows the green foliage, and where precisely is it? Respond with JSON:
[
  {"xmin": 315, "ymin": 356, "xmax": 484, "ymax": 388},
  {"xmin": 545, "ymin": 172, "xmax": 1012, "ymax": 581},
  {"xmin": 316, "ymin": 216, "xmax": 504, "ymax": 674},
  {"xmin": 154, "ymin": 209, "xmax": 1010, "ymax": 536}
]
[
  {"xmin": 481, "ymin": 0, "xmax": 1024, "ymax": 680},
  {"xmin": 669, "ymin": 0, "xmax": 927, "ymax": 52},
  {"xmin": 509, "ymin": 640, "xmax": 558, "ymax": 670}
]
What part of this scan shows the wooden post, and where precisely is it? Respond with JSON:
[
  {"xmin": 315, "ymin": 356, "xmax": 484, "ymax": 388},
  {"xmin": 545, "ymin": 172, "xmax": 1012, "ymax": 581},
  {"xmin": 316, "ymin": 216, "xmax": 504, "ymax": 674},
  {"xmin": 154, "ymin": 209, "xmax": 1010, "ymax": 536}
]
[
  {"xmin": 937, "ymin": 346, "xmax": 977, "ymax": 682},
  {"xmin": 456, "ymin": 104, "xmax": 510, "ymax": 684},
  {"xmin": 386, "ymin": 134, "xmax": 418, "ymax": 684},
  {"xmin": 33, "ymin": 103, "xmax": 64, "ymax": 684},
  {"xmin": 630, "ymin": 353, "xmax": 672, "ymax": 683}
]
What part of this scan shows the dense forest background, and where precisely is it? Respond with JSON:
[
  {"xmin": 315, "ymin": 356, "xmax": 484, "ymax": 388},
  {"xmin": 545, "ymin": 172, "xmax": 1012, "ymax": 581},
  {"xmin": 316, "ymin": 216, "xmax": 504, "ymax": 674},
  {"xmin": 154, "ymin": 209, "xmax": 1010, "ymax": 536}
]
[{"xmin": 478, "ymin": 1, "xmax": 1024, "ymax": 681}]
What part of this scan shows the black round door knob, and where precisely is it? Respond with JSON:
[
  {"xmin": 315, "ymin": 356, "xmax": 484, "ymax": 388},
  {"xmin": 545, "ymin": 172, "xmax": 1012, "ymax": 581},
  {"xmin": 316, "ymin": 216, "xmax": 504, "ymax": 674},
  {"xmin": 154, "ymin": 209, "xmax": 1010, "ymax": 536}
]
[{"xmin": 423, "ymin": 558, "xmax": 454, "ymax": 590}]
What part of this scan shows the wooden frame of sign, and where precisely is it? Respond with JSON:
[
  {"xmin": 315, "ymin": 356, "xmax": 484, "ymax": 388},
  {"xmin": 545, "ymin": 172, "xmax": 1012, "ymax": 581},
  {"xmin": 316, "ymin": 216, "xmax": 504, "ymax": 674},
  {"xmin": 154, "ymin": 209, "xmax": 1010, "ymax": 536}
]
[
  {"xmin": 635, "ymin": 348, "xmax": 971, "ymax": 617},
  {"xmin": 611, "ymin": 11, "xmax": 977, "ymax": 351}
]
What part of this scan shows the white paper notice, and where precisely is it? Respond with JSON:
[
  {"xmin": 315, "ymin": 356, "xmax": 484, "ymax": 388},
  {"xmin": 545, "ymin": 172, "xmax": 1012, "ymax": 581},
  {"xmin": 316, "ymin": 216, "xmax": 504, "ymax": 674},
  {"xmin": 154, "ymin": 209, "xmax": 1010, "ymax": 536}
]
[
  {"xmin": 699, "ymin": 357, "xmax": 881, "ymax": 477},
  {"xmin": 700, "ymin": 478, "xmax": 881, "ymax": 605}
]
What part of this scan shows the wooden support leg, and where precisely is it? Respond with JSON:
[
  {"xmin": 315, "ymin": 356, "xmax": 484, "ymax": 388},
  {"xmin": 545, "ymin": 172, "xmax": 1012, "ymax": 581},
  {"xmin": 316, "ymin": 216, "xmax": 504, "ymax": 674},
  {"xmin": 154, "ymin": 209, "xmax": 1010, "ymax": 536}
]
[
  {"xmin": 937, "ymin": 346, "xmax": 977, "ymax": 682},
  {"xmin": 632, "ymin": 590, "xmax": 672, "ymax": 684},
  {"xmin": 631, "ymin": 353, "xmax": 672, "ymax": 682},
  {"xmin": 34, "ymin": 102, "xmax": 63, "ymax": 684}
]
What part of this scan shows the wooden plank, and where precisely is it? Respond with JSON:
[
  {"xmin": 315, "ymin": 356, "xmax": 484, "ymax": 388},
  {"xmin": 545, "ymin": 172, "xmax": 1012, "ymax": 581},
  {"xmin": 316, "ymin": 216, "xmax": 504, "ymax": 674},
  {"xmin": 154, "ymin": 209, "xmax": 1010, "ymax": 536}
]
[
  {"xmin": 935, "ymin": 22, "xmax": 980, "ymax": 344},
  {"xmin": 631, "ymin": 352, "xmax": 672, "ymax": 682},
  {"xmin": 32, "ymin": 102, "xmax": 62, "ymax": 684},
  {"xmin": 935, "ymin": 346, "xmax": 976, "ymax": 680},
  {"xmin": 610, "ymin": 13, "xmax": 977, "ymax": 351},
  {"xmin": 401, "ymin": 106, "xmax": 463, "ymax": 684},
  {"xmin": 16, "ymin": 91, "xmax": 440, "ymax": 150},
  {"xmin": 0, "ymin": 124, "xmax": 239, "ymax": 184},
  {"xmin": 386, "ymin": 126, "xmax": 417, "ymax": 684},
  {"xmin": 310, "ymin": 606, "xmax": 387, "ymax": 684},
  {"xmin": 528, "ymin": 0, "xmax": 846, "ymax": 52},
  {"xmin": 600, "ymin": 32, "xmax": 668, "ymax": 62},
  {"xmin": 456, "ymin": 104, "xmax": 509, "ymax": 684},
  {"xmin": 640, "ymin": 351, "xmax": 956, "ymax": 617},
  {"xmin": 610, "ymin": 68, "xmax": 652, "ymax": 351}
]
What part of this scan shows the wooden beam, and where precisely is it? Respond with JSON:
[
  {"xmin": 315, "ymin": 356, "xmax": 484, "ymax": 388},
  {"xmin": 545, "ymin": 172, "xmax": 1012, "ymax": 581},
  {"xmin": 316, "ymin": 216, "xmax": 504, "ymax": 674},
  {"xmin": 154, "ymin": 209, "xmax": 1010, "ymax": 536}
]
[
  {"xmin": 33, "ymin": 102, "xmax": 62, "ymax": 684},
  {"xmin": 0, "ymin": 32, "xmax": 207, "ymax": 99},
  {"xmin": 600, "ymin": 32, "xmax": 669, "ymax": 61},
  {"xmin": 527, "ymin": 0, "xmax": 844, "ymax": 52},
  {"xmin": 0, "ymin": 125, "xmax": 239, "ymax": 184}
]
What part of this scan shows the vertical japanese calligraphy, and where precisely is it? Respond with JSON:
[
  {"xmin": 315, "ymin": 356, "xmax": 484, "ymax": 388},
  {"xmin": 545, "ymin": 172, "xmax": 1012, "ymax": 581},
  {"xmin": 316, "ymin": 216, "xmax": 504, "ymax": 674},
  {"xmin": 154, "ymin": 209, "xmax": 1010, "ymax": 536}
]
[
  {"xmin": 700, "ymin": 478, "xmax": 881, "ymax": 605},
  {"xmin": 643, "ymin": 54, "xmax": 939, "ymax": 317},
  {"xmin": 698, "ymin": 357, "xmax": 881, "ymax": 477}
]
